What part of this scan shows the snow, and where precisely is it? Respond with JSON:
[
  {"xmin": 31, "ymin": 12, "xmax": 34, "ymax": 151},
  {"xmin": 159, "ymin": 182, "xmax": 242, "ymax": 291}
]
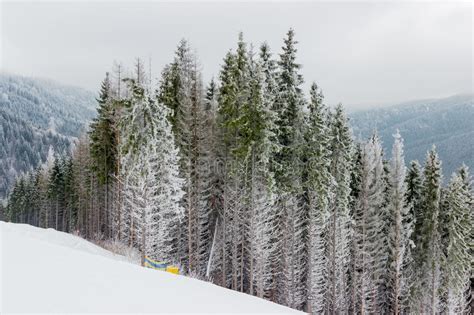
[{"xmin": 0, "ymin": 222, "xmax": 300, "ymax": 314}]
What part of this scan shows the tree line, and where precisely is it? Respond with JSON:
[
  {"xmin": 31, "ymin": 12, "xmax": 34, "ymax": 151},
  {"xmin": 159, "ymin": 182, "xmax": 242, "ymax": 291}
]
[{"xmin": 5, "ymin": 30, "xmax": 472, "ymax": 314}]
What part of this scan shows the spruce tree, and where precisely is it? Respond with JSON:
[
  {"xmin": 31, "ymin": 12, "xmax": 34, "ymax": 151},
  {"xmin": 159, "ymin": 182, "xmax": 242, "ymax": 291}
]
[
  {"xmin": 304, "ymin": 82, "xmax": 332, "ymax": 313},
  {"xmin": 274, "ymin": 29, "xmax": 307, "ymax": 309},
  {"xmin": 202, "ymin": 79, "xmax": 221, "ymax": 280},
  {"xmin": 440, "ymin": 171, "xmax": 471, "ymax": 313},
  {"xmin": 370, "ymin": 133, "xmax": 389, "ymax": 313},
  {"xmin": 351, "ymin": 133, "xmax": 386, "ymax": 314},
  {"xmin": 327, "ymin": 103, "xmax": 353, "ymax": 314},
  {"xmin": 214, "ymin": 50, "xmax": 239, "ymax": 289},
  {"xmin": 89, "ymin": 72, "xmax": 119, "ymax": 238},
  {"xmin": 49, "ymin": 156, "xmax": 65, "ymax": 231},
  {"xmin": 120, "ymin": 78, "xmax": 184, "ymax": 265},
  {"xmin": 386, "ymin": 131, "xmax": 412, "ymax": 314},
  {"xmin": 256, "ymin": 42, "xmax": 282, "ymax": 302},
  {"xmin": 418, "ymin": 147, "xmax": 443, "ymax": 314},
  {"xmin": 158, "ymin": 40, "xmax": 214, "ymax": 275}
]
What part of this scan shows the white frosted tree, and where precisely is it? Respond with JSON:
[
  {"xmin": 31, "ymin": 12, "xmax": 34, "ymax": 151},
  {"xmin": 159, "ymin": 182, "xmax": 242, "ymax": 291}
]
[
  {"xmin": 386, "ymin": 130, "xmax": 413, "ymax": 314},
  {"xmin": 418, "ymin": 147, "xmax": 443, "ymax": 314},
  {"xmin": 37, "ymin": 146, "xmax": 56, "ymax": 228},
  {"xmin": 273, "ymin": 29, "xmax": 307, "ymax": 309},
  {"xmin": 120, "ymin": 78, "xmax": 184, "ymax": 265},
  {"xmin": 244, "ymin": 45, "xmax": 278, "ymax": 299},
  {"xmin": 305, "ymin": 82, "xmax": 333, "ymax": 314},
  {"xmin": 158, "ymin": 40, "xmax": 215, "ymax": 275},
  {"xmin": 327, "ymin": 103, "xmax": 353, "ymax": 314},
  {"xmin": 256, "ymin": 42, "xmax": 282, "ymax": 302},
  {"xmin": 352, "ymin": 138, "xmax": 378, "ymax": 314},
  {"xmin": 405, "ymin": 160, "xmax": 424, "ymax": 311},
  {"xmin": 351, "ymin": 132, "xmax": 387, "ymax": 314},
  {"xmin": 369, "ymin": 133, "xmax": 389, "ymax": 313},
  {"xmin": 441, "ymin": 172, "xmax": 471, "ymax": 314}
]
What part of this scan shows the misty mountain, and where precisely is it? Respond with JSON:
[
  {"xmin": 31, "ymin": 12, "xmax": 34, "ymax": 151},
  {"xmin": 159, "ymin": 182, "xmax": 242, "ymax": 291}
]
[
  {"xmin": 349, "ymin": 94, "xmax": 474, "ymax": 178},
  {"xmin": 0, "ymin": 73, "xmax": 96, "ymax": 136},
  {"xmin": 0, "ymin": 74, "xmax": 96, "ymax": 200}
]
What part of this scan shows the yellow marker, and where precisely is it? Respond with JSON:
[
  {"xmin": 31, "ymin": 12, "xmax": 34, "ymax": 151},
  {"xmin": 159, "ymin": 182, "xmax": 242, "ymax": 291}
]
[{"xmin": 166, "ymin": 266, "xmax": 179, "ymax": 275}]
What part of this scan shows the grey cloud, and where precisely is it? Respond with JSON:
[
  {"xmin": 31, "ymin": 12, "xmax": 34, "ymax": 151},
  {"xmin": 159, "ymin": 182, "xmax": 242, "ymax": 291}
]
[{"xmin": 1, "ymin": 1, "xmax": 472, "ymax": 108}]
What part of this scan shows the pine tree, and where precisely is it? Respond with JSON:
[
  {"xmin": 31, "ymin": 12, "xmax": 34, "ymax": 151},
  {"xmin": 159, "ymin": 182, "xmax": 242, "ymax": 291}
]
[
  {"xmin": 273, "ymin": 29, "xmax": 307, "ymax": 309},
  {"xmin": 406, "ymin": 160, "xmax": 423, "ymax": 242},
  {"xmin": 191, "ymin": 66, "xmax": 215, "ymax": 278},
  {"xmin": 49, "ymin": 155, "xmax": 65, "ymax": 231},
  {"xmin": 120, "ymin": 78, "xmax": 184, "ymax": 265},
  {"xmin": 158, "ymin": 40, "xmax": 213, "ymax": 275},
  {"xmin": 327, "ymin": 103, "xmax": 353, "ymax": 314},
  {"xmin": 403, "ymin": 160, "xmax": 423, "ymax": 311},
  {"xmin": 418, "ymin": 147, "xmax": 443, "ymax": 314},
  {"xmin": 242, "ymin": 45, "xmax": 280, "ymax": 298},
  {"xmin": 386, "ymin": 131, "xmax": 413, "ymax": 314},
  {"xmin": 89, "ymin": 73, "xmax": 117, "ymax": 185},
  {"xmin": 348, "ymin": 142, "xmax": 363, "ymax": 313},
  {"xmin": 89, "ymin": 72, "xmax": 119, "ymax": 239},
  {"xmin": 370, "ymin": 133, "xmax": 389, "ymax": 313},
  {"xmin": 71, "ymin": 135, "xmax": 92, "ymax": 237},
  {"xmin": 36, "ymin": 148, "xmax": 55, "ymax": 229},
  {"xmin": 304, "ymin": 82, "xmax": 332, "ymax": 313},
  {"xmin": 255, "ymin": 42, "xmax": 282, "ymax": 301},
  {"xmin": 214, "ymin": 49, "xmax": 239, "ymax": 289},
  {"xmin": 60, "ymin": 156, "xmax": 74, "ymax": 232},
  {"xmin": 440, "ymin": 171, "xmax": 471, "ymax": 314},
  {"xmin": 203, "ymin": 78, "xmax": 222, "ymax": 280},
  {"xmin": 351, "ymin": 133, "xmax": 386, "ymax": 314},
  {"xmin": 352, "ymin": 139, "xmax": 376, "ymax": 314}
]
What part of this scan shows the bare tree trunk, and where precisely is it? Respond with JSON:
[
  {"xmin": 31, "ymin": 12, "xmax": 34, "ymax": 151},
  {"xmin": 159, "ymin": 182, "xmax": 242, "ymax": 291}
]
[
  {"xmin": 141, "ymin": 201, "xmax": 146, "ymax": 266},
  {"xmin": 55, "ymin": 198, "xmax": 59, "ymax": 230},
  {"xmin": 206, "ymin": 217, "xmax": 218, "ymax": 279},
  {"xmin": 249, "ymin": 149, "xmax": 255, "ymax": 296}
]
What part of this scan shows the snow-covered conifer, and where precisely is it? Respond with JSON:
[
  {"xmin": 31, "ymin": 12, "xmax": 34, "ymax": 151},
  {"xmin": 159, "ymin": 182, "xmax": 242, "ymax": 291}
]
[
  {"xmin": 304, "ymin": 82, "xmax": 332, "ymax": 314},
  {"xmin": 418, "ymin": 147, "xmax": 443, "ymax": 314},
  {"xmin": 386, "ymin": 130, "xmax": 413, "ymax": 314},
  {"xmin": 274, "ymin": 29, "xmax": 307, "ymax": 309},
  {"xmin": 327, "ymin": 104, "xmax": 353, "ymax": 314},
  {"xmin": 120, "ymin": 78, "xmax": 184, "ymax": 265},
  {"xmin": 440, "ymin": 171, "xmax": 471, "ymax": 314}
]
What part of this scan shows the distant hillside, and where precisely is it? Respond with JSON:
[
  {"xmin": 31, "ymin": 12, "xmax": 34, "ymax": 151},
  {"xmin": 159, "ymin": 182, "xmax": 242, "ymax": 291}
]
[
  {"xmin": 0, "ymin": 73, "xmax": 96, "ymax": 199},
  {"xmin": 349, "ymin": 94, "xmax": 474, "ymax": 178},
  {"xmin": 0, "ymin": 73, "xmax": 96, "ymax": 136}
]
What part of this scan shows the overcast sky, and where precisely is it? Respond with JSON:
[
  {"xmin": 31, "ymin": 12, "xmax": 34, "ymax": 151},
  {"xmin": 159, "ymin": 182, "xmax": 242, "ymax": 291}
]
[{"xmin": 1, "ymin": 1, "xmax": 472, "ymax": 108}]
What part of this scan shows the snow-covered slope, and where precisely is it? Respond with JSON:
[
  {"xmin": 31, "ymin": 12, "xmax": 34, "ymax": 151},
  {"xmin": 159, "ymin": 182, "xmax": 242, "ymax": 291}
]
[{"xmin": 0, "ymin": 222, "xmax": 300, "ymax": 314}]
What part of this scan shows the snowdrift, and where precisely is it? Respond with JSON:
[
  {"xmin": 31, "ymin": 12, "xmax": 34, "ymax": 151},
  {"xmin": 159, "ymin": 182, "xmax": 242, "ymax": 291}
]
[{"xmin": 0, "ymin": 222, "xmax": 300, "ymax": 313}]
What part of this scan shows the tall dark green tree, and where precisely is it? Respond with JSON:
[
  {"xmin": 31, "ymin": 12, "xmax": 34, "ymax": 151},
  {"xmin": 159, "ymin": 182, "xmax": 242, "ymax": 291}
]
[
  {"xmin": 273, "ymin": 29, "xmax": 307, "ymax": 310},
  {"xmin": 49, "ymin": 156, "xmax": 65, "ymax": 231},
  {"xmin": 304, "ymin": 82, "xmax": 333, "ymax": 313},
  {"xmin": 89, "ymin": 72, "xmax": 119, "ymax": 238}
]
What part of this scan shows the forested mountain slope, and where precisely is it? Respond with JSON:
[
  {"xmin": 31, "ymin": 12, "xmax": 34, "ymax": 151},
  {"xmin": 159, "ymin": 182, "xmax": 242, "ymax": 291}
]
[
  {"xmin": 349, "ymin": 94, "xmax": 474, "ymax": 176},
  {"xmin": 0, "ymin": 74, "xmax": 96, "ymax": 199}
]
